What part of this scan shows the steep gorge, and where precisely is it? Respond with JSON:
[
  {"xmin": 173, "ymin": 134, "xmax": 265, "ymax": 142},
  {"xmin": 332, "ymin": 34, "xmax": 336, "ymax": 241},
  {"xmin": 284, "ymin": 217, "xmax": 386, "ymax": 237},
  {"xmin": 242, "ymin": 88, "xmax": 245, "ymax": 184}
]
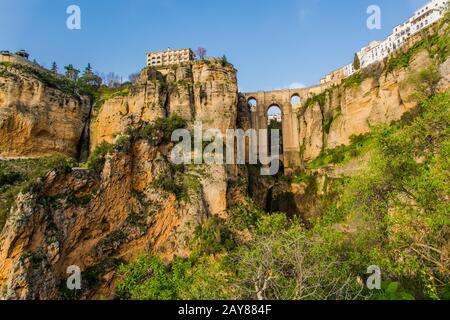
[
  {"xmin": 0, "ymin": 18, "xmax": 448, "ymax": 299},
  {"xmin": 0, "ymin": 58, "xmax": 239, "ymax": 299},
  {"xmin": 0, "ymin": 63, "xmax": 91, "ymax": 159}
]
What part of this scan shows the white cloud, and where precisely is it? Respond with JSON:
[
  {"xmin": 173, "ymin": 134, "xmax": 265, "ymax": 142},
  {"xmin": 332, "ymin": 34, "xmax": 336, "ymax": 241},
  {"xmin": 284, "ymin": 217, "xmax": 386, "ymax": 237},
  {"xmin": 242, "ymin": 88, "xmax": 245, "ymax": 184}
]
[{"xmin": 289, "ymin": 82, "xmax": 306, "ymax": 89}]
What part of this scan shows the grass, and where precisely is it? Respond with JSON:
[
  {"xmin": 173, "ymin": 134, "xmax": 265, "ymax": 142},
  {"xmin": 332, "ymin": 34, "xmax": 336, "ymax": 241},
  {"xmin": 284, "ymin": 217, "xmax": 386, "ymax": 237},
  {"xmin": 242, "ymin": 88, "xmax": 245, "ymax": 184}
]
[
  {"xmin": 92, "ymin": 86, "xmax": 130, "ymax": 113},
  {"xmin": 308, "ymin": 134, "xmax": 373, "ymax": 169}
]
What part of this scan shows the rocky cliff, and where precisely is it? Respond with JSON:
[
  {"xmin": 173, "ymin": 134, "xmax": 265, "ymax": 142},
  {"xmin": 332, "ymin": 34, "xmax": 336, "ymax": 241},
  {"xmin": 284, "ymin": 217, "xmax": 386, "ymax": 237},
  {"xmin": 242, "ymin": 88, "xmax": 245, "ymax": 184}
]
[
  {"xmin": 298, "ymin": 24, "xmax": 450, "ymax": 163},
  {"xmin": 0, "ymin": 62, "xmax": 91, "ymax": 159},
  {"xmin": 91, "ymin": 59, "xmax": 238, "ymax": 150},
  {"xmin": 0, "ymin": 59, "xmax": 238, "ymax": 299},
  {"xmin": 0, "ymin": 18, "xmax": 448, "ymax": 300},
  {"xmin": 0, "ymin": 140, "xmax": 228, "ymax": 299}
]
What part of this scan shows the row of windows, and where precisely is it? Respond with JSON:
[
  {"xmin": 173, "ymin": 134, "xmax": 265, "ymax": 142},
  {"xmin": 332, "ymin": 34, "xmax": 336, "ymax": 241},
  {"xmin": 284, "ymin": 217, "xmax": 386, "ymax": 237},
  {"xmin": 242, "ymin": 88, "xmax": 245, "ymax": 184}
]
[
  {"xmin": 365, "ymin": 10, "xmax": 439, "ymax": 63},
  {"xmin": 149, "ymin": 54, "xmax": 191, "ymax": 60}
]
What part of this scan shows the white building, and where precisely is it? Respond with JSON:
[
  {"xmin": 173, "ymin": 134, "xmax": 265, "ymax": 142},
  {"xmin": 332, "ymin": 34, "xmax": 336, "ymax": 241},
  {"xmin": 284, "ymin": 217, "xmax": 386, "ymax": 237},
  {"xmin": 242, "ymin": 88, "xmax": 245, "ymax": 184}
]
[
  {"xmin": 358, "ymin": 0, "xmax": 448, "ymax": 69},
  {"xmin": 147, "ymin": 48, "xmax": 194, "ymax": 67},
  {"xmin": 320, "ymin": 0, "xmax": 448, "ymax": 83},
  {"xmin": 342, "ymin": 63, "xmax": 355, "ymax": 77}
]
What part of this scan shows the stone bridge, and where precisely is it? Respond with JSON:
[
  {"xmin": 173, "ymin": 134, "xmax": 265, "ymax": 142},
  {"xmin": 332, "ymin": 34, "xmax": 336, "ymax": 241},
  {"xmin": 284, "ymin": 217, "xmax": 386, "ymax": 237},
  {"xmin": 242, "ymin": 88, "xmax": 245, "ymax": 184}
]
[{"xmin": 242, "ymin": 83, "xmax": 330, "ymax": 168}]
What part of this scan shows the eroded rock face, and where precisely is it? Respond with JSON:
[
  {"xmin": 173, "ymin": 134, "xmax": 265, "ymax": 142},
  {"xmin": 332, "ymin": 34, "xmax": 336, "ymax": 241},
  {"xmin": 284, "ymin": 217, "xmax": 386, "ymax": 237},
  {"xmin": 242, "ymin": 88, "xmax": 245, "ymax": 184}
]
[
  {"xmin": 0, "ymin": 140, "xmax": 219, "ymax": 299},
  {"xmin": 0, "ymin": 58, "xmax": 239, "ymax": 300},
  {"xmin": 298, "ymin": 49, "xmax": 450, "ymax": 163},
  {"xmin": 91, "ymin": 59, "xmax": 238, "ymax": 149},
  {"xmin": 0, "ymin": 65, "xmax": 91, "ymax": 158}
]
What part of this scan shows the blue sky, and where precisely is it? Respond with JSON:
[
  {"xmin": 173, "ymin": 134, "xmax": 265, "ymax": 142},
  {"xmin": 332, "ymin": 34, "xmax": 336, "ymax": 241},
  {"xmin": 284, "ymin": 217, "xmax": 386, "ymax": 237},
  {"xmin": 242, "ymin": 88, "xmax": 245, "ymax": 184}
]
[{"xmin": 0, "ymin": 0, "xmax": 428, "ymax": 92}]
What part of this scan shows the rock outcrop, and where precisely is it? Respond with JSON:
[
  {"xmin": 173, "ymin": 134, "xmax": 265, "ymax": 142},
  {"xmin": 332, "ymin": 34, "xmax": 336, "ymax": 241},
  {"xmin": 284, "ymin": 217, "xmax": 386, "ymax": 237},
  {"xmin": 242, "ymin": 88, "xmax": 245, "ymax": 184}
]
[
  {"xmin": 0, "ymin": 59, "xmax": 239, "ymax": 300},
  {"xmin": 298, "ymin": 49, "xmax": 450, "ymax": 163},
  {"xmin": 0, "ymin": 64, "xmax": 91, "ymax": 158},
  {"xmin": 0, "ymin": 139, "xmax": 230, "ymax": 299},
  {"xmin": 91, "ymin": 59, "xmax": 238, "ymax": 150}
]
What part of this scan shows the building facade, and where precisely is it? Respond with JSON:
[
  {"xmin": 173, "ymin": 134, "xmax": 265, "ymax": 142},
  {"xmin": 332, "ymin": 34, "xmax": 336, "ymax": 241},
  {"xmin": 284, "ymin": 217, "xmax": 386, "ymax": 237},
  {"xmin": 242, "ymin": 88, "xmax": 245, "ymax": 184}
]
[
  {"xmin": 146, "ymin": 48, "xmax": 194, "ymax": 67},
  {"xmin": 359, "ymin": 0, "xmax": 448, "ymax": 69},
  {"xmin": 320, "ymin": 0, "xmax": 448, "ymax": 84}
]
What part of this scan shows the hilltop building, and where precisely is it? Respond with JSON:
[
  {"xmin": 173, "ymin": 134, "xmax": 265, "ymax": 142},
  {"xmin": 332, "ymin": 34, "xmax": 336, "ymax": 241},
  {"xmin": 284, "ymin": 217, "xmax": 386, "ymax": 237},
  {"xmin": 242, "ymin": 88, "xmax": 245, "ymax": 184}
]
[
  {"xmin": 147, "ymin": 48, "xmax": 195, "ymax": 67},
  {"xmin": 321, "ymin": 0, "xmax": 448, "ymax": 85},
  {"xmin": 0, "ymin": 50, "xmax": 33, "ymax": 66}
]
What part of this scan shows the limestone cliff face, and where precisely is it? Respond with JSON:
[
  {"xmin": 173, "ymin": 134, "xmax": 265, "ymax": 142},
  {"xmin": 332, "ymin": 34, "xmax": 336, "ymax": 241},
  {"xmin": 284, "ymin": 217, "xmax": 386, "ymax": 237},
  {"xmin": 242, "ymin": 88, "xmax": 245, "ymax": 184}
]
[
  {"xmin": 0, "ymin": 59, "xmax": 238, "ymax": 300},
  {"xmin": 0, "ymin": 64, "xmax": 91, "ymax": 158},
  {"xmin": 0, "ymin": 139, "xmax": 231, "ymax": 299},
  {"xmin": 91, "ymin": 59, "xmax": 238, "ymax": 150},
  {"xmin": 298, "ymin": 50, "xmax": 450, "ymax": 163}
]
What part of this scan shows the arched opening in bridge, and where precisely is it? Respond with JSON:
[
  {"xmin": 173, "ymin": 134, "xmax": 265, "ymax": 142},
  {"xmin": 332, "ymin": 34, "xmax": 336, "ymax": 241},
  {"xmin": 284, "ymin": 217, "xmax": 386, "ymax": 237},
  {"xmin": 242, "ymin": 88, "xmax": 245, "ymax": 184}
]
[
  {"xmin": 266, "ymin": 104, "xmax": 283, "ymax": 155},
  {"xmin": 290, "ymin": 94, "xmax": 301, "ymax": 106},
  {"xmin": 247, "ymin": 98, "xmax": 257, "ymax": 112}
]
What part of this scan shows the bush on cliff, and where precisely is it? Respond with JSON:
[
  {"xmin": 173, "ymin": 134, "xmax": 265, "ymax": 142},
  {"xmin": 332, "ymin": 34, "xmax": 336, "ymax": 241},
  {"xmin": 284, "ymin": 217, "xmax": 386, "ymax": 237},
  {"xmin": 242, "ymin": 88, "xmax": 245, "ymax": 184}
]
[{"xmin": 83, "ymin": 142, "xmax": 114, "ymax": 174}]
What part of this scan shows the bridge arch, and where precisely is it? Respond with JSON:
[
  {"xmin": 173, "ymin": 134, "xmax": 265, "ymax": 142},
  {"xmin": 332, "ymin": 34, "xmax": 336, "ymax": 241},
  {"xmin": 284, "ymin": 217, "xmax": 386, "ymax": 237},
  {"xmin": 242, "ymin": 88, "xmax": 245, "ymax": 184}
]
[
  {"xmin": 247, "ymin": 97, "xmax": 258, "ymax": 112},
  {"xmin": 266, "ymin": 103, "xmax": 283, "ymax": 117},
  {"xmin": 242, "ymin": 84, "xmax": 331, "ymax": 169},
  {"xmin": 290, "ymin": 93, "xmax": 301, "ymax": 106}
]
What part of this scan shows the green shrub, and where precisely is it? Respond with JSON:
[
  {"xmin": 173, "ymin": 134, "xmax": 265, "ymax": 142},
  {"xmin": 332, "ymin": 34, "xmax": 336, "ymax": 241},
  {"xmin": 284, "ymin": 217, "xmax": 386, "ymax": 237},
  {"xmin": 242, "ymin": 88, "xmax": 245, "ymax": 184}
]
[
  {"xmin": 309, "ymin": 134, "xmax": 372, "ymax": 169},
  {"xmin": 229, "ymin": 197, "xmax": 265, "ymax": 231},
  {"xmin": 83, "ymin": 142, "xmax": 114, "ymax": 174},
  {"xmin": 81, "ymin": 258, "xmax": 123, "ymax": 291},
  {"xmin": 141, "ymin": 114, "xmax": 187, "ymax": 145},
  {"xmin": 0, "ymin": 171, "xmax": 22, "ymax": 187},
  {"xmin": 192, "ymin": 217, "xmax": 235, "ymax": 255},
  {"xmin": 404, "ymin": 64, "xmax": 441, "ymax": 100},
  {"xmin": 304, "ymin": 92, "xmax": 327, "ymax": 109},
  {"xmin": 117, "ymin": 256, "xmax": 193, "ymax": 300},
  {"xmin": 371, "ymin": 282, "xmax": 415, "ymax": 300},
  {"xmin": 114, "ymin": 135, "xmax": 133, "ymax": 153}
]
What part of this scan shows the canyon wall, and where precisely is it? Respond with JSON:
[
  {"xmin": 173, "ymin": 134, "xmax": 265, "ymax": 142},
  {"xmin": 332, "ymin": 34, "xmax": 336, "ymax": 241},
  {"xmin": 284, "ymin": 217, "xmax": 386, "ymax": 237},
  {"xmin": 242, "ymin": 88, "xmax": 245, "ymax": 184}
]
[
  {"xmin": 299, "ymin": 50, "xmax": 450, "ymax": 163},
  {"xmin": 0, "ymin": 18, "xmax": 447, "ymax": 300},
  {"xmin": 0, "ymin": 59, "xmax": 239, "ymax": 299},
  {"xmin": 0, "ymin": 63, "xmax": 91, "ymax": 159},
  {"xmin": 91, "ymin": 59, "xmax": 238, "ymax": 150}
]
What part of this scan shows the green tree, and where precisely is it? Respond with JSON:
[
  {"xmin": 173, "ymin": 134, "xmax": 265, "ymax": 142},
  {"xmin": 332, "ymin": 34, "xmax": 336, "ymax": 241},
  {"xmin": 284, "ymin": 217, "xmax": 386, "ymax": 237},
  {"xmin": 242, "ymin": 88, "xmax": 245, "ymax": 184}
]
[
  {"xmin": 51, "ymin": 62, "xmax": 58, "ymax": 74},
  {"xmin": 81, "ymin": 63, "xmax": 102, "ymax": 87},
  {"xmin": 64, "ymin": 64, "xmax": 80, "ymax": 81},
  {"xmin": 222, "ymin": 54, "xmax": 228, "ymax": 66},
  {"xmin": 353, "ymin": 53, "xmax": 361, "ymax": 70}
]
